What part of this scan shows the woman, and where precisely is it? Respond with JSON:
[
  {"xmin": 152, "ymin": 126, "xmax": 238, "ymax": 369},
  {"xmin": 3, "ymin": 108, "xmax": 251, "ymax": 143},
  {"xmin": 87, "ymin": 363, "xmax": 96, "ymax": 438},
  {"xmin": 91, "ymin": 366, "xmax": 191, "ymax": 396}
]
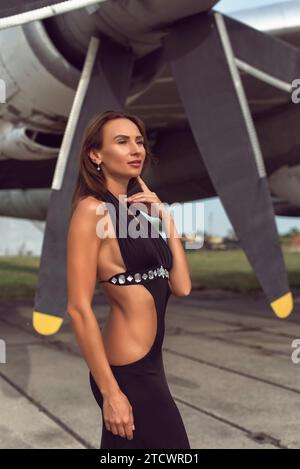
[{"xmin": 67, "ymin": 110, "xmax": 192, "ymax": 449}]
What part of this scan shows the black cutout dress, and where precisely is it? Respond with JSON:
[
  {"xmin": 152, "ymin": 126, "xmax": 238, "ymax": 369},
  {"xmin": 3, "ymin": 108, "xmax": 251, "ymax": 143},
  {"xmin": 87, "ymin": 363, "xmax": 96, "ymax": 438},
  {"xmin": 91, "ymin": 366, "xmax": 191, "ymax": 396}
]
[{"xmin": 89, "ymin": 189, "xmax": 190, "ymax": 449}]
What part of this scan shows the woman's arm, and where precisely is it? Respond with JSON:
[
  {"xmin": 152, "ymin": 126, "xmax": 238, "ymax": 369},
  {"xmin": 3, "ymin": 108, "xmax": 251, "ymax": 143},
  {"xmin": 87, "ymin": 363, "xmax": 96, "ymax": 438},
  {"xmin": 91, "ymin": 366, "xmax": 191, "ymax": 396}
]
[
  {"xmin": 67, "ymin": 196, "xmax": 134, "ymax": 440},
  {"xmin": 161, "ymin": 209, "xmax": 192, "ymax": 297},
  {"xmin": 67, "ymin": 196, "xmax": 118, "ymax": 396}
]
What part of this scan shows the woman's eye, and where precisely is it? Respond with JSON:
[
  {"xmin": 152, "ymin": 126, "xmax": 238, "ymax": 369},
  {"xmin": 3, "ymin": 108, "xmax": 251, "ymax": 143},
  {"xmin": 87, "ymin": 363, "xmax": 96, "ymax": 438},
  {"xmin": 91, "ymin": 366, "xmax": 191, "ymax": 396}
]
[{"xmin": 118, "ymin": 141, "xmax": 144, "ymax": 145}]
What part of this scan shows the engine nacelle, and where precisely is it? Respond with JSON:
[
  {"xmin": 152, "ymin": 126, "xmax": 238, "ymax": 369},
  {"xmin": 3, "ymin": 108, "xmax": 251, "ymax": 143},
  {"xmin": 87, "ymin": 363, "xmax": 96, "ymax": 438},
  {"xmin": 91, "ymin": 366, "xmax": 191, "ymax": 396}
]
[{"xmin": 269, "ymin": 165, "xmax": 300, "ymax": 207}]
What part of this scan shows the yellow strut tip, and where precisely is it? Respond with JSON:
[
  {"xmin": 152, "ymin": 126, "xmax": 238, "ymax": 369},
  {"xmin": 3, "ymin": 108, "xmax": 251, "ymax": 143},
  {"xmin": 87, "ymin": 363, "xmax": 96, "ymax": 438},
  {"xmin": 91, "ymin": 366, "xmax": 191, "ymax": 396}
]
[
  {"xmin": 32, "ymin": 311, "xmax": 63, "ymax": 335},
  {"xmin": 270, "ymin": 292, "xmax": 293, "ymax": 319}
]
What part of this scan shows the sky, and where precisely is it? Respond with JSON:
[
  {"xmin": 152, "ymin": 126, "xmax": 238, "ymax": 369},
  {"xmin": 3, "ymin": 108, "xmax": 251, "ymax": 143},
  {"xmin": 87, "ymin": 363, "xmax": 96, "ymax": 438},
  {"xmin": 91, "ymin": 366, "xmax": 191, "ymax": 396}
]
[
  {"xmin": 0, "ymin": 0, "xmax": 299, "ymax": 255},
  {"xmin": 216, "ymin": 0, "xmax": 291, "ymax": 12}
]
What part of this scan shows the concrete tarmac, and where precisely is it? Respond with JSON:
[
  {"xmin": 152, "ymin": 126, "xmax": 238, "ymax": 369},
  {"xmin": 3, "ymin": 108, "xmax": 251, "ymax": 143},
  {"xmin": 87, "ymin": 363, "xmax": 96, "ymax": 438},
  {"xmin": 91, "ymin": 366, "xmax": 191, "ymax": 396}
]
[{"xmin": 0, "ymin": 287, "xmax": 300, "ymax": 449}]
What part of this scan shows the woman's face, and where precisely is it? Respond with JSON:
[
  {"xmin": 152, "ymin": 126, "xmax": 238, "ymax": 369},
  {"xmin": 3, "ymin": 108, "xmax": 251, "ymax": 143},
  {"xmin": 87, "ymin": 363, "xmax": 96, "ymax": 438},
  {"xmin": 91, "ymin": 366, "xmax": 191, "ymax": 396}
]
[{"xmin": 92, "ymin": 118, "xmax": 146, "ymax": 178}]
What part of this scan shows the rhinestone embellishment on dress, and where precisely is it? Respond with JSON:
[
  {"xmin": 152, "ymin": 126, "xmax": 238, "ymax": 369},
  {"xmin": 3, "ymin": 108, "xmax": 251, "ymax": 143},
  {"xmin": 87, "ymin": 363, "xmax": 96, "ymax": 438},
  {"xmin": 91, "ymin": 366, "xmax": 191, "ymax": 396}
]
[{"xmin": 107, "ymin": 264, "xmax": 169, "ymax": 285}]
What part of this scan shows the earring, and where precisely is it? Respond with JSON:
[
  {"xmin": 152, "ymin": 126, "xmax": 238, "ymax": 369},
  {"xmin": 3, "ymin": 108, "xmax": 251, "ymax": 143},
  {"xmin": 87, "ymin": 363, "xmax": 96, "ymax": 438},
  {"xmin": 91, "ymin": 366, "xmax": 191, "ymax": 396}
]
[{"xmin": 97, "ymin": 163, "xmax": 101, "ymax": 171}]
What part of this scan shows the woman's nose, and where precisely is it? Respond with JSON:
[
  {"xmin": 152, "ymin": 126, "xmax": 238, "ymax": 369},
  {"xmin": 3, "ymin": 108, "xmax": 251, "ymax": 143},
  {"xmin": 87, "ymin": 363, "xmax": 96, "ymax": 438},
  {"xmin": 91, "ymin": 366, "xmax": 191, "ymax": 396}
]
[{"xmin": 130, "ymin": 142, "xmax": 141, "ymax": 153}]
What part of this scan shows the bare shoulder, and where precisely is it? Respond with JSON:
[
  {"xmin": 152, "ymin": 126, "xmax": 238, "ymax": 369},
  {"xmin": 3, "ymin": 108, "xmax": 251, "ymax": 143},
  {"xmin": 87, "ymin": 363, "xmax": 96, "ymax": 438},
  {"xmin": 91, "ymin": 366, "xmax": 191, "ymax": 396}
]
[
  {"xmin": 71, "ymin": 196, "xmax": 106, "ymax": 222},
  {"xmin": 68, "ymin": 196, "xmax": 106, "ymax": 237},
  {"xmin": 76, "ymin": 195, "xmax": 105, "ymax": 213}
]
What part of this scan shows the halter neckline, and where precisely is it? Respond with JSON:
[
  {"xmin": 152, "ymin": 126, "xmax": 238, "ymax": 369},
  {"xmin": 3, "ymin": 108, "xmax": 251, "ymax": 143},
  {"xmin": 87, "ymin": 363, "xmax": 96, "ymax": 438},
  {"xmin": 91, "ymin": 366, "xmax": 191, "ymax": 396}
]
[
  {"xmin": 106, "ymin": 188, "xmax": 141, "ymax": 221},
  {"xmin": 106, "ymin": 189, "xmax": 128, "ymax": 201}
]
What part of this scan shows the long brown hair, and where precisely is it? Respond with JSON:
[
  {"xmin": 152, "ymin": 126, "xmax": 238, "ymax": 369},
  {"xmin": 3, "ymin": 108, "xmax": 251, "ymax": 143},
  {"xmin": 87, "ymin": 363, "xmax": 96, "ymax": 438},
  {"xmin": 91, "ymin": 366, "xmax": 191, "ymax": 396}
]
[{"xmin": 69, "ymin": 110, "xmax": 153, "ymax": 221}]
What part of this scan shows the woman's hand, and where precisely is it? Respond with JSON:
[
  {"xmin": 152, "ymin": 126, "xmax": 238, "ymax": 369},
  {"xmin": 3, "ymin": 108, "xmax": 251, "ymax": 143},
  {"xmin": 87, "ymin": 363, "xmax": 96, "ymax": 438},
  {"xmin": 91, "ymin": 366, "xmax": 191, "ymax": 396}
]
[
  {"xmin": 126, "ymin": 175, "xmax": 169, "ymax": 220},
  {"xmin": 103, "ymin": 389, "xmax": 135, "ymax": 440}
]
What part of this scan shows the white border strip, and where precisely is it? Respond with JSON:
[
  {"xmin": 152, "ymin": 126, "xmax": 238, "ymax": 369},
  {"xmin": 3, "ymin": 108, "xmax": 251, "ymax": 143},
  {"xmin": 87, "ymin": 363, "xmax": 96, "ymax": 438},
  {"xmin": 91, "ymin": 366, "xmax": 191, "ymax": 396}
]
[
  {"xmin": 0, "ymin": 0, "xmax": 105, "ymax": 30},
  {"xmin": 51, "ymin": 36, "xmax": 100, "ymax": 191},
  {"xmin": 214, "ymin": 12, "xmax": 266, "ymax": 179}
]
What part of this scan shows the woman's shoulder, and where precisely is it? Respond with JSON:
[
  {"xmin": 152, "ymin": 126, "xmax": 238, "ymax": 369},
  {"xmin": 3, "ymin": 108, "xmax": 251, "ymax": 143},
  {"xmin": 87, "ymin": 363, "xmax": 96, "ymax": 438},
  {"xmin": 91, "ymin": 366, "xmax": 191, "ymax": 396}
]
[
  {"xmin": 75, "ymin": 195, "xmax": 106, "ymax": 214},
  {"xmin": 69, "ymin": 196, "xmax": 106, "ymax": 226}
]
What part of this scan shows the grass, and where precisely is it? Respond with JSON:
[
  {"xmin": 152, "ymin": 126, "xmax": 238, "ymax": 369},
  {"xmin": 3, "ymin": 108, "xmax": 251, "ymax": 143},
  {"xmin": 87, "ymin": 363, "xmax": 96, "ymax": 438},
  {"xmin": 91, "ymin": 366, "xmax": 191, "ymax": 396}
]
[
  {"xmin": 0, "ymin": 256, "xmax": 40, "ymax": 299},
  {"xmin": 0, "ymin": 249, "xmax": 300, "ymax": 299},
  {"xmin": 186, "ymin": 248, "xmax": 300, "ymax": 293}
]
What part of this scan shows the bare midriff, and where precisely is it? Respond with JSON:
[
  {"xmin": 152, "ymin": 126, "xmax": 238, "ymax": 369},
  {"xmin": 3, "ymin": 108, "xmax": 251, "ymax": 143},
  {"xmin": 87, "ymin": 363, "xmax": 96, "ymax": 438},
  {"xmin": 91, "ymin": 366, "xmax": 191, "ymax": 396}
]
[{"xmin": 97, "ymin": 233, "xmax": 157, "ymax": 366}]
